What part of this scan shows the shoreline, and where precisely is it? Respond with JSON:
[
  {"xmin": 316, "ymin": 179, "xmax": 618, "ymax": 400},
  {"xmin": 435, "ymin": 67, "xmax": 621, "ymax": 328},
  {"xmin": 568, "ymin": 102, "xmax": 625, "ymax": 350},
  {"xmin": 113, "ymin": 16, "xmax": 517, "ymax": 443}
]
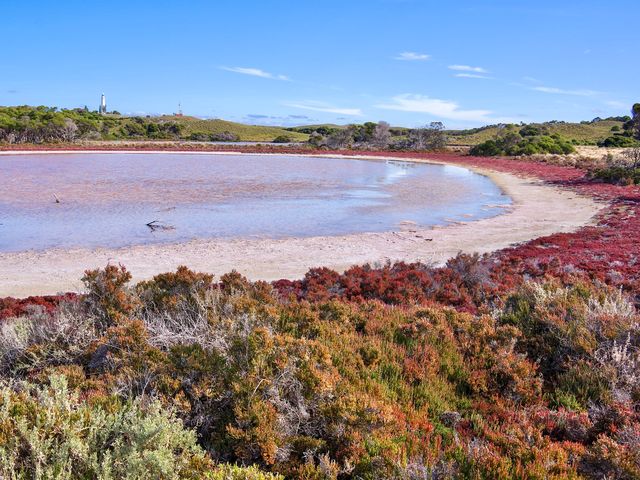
[{"xmin": 0, "ymin": 151, "xmax": 604, "ymax": 297}]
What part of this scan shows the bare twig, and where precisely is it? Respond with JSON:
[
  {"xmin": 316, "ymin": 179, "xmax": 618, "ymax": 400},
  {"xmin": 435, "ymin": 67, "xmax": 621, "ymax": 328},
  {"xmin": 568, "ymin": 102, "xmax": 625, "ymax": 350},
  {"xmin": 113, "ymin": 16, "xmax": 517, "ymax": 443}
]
[{"xmin": 146, "ymin": 220, "xmax": 175, "ymax": 232}]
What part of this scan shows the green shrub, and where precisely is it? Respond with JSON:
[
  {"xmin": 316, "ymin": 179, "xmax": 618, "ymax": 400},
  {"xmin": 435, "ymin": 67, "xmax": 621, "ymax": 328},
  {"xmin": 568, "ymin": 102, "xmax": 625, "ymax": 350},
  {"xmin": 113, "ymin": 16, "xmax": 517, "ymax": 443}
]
[
  {"xmin": 210, "ymin": 131, "xmax": 240, "ymax": 142},
  {"xmin": 207, "ymin": 464, "xmax": 284, "ymax": 479},
  {"xmin": 555, "ymin": 360, "xmax": 612, "ymax": 409},
  {"xmin": 598, "ymin": 135, "xmax": 640, "ymax": 147},
  {"xmin": 271, "ymin": 135, "xmax": 291, "ymax": 143},
  {"xmin": 591, "ymin": 166, "xmax": 640, "ymax": 185},
  {"xmin": 470, "ymin": 133, "xmax": 575, "ymax": 156},
  {"xmin": 516, "ymin": 134, "xmax": 575, "ymax": 155},
  {"xmin": 188, "ymin": 131, "xmax": 211, "ymax": 141},
  {"xmin": 519, "ymin": 124, "xmax": 549, "ymax": 137},
  {"xmin": 469, "ymin": 139, "xmax": 502, "ymax": 156},
  {"xmin": 0, "ymin": 375, "xmax": 211, "ymax": 479}
]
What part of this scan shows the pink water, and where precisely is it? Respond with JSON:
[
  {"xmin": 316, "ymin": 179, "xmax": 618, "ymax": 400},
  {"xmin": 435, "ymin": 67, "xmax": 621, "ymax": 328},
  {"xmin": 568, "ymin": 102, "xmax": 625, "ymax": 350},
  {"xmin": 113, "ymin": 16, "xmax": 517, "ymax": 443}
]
[{"xmin": 0, "ymin": 153, "xmax": 510, "ymax": 251}]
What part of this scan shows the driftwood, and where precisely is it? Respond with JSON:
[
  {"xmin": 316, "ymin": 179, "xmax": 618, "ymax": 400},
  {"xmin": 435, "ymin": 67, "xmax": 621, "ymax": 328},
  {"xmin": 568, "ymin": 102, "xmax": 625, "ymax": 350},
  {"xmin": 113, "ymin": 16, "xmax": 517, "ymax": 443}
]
[
  {"xmin": 146, "ymin": 220, "xmax": 175, "ymax": 232},
  {"xmin": 53, "ymin": 194, "xmax": 61, "ymax": 204}
]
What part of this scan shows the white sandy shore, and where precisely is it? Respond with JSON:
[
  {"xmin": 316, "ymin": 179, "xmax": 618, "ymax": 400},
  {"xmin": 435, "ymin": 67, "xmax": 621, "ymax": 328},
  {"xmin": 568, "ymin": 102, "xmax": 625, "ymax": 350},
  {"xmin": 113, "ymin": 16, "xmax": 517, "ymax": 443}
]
[{"xmin": 0, "ymin": 152, "xmax": 604, "ymax": 297}]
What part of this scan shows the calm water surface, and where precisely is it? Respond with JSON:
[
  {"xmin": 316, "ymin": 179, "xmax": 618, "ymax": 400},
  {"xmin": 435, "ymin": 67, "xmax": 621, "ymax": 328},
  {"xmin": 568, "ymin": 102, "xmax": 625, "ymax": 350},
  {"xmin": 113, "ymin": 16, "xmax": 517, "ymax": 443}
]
[{"xmin": 0, "ymin": 153, "xmax": 510, "ymax": 251}]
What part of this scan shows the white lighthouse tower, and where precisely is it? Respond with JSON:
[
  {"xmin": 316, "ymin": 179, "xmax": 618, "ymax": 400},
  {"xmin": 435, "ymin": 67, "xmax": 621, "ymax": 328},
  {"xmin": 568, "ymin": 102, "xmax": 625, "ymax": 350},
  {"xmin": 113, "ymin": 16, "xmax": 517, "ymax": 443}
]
[{"xmin": 99, "ymin": 93, "xmax": 107, "ymax": 114}]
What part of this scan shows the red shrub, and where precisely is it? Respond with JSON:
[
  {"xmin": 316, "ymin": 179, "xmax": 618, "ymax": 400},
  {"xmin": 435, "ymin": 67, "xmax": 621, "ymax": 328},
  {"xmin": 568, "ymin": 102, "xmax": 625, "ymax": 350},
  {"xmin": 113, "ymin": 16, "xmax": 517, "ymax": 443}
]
[{"xmin": 0, "ymin": 293, "xmax": 77, "ymax": 321}]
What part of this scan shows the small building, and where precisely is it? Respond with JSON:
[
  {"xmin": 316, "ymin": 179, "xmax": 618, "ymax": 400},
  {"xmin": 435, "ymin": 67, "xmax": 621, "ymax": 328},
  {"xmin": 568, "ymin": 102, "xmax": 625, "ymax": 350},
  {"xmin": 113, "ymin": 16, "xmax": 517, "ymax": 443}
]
[{"xmin": 99, "ymin": 94, "xmax": 107, "ymax": 114}]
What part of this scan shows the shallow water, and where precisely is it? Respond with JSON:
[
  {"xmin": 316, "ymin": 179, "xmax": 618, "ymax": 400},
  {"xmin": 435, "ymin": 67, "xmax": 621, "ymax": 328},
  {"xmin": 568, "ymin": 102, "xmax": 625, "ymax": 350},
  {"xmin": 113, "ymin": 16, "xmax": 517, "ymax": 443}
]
[{"xmin": 0, "ymin": 153, "xmax": 510, "ymax": 251}]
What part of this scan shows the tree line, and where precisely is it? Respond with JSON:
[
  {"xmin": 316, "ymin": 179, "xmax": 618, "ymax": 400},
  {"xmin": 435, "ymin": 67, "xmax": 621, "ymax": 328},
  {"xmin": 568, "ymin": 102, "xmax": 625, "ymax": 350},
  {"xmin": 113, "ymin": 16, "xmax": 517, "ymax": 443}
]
[
  {"xmin": 299, "ymin": 121, "xmax": 448, "ymax": 151},
  {"xmin": 0, "ymin": 105, "xmax": 184, "ymax": 143}
]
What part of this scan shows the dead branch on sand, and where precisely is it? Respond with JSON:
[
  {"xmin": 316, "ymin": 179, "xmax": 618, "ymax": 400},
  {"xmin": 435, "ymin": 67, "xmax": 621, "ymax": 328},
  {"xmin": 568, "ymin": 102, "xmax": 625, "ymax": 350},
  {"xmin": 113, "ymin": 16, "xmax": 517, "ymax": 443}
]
[{"xmin": 146, "ymin": 220, "xmax": 176, "ymax": 232}]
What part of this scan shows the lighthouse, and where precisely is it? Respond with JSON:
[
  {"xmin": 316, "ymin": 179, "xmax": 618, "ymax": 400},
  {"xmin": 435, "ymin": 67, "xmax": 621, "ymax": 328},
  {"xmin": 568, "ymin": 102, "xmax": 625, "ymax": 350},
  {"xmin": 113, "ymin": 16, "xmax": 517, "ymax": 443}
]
[{"xmin": 99, "ymin": 94, "xmax": 107, "ymax": 114}]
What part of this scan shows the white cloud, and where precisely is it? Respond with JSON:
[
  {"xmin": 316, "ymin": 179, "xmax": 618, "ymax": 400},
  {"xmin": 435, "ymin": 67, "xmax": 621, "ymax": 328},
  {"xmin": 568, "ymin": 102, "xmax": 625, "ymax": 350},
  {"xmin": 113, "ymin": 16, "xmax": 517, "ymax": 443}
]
[
  {"xmin": 220, "ymin": 66, "xmax": 289, "ymax": 81},
  {"xmin": 605, "ymin": 100, "xmax": 628, "ymax": 109},
  {"xmin": 533, "ymin": 86, "xmax": 599, "ymax": 96},
  {"xmin": 285, "ymin": 101, "xmax": 363, "ymax": 116},
  {"xmin": 375, "ymin": 94, "xmax": 502, "ymax": 122},
  {"xmin": 244, "ymin": 113, "xmax": 315, "ymax": 126},
  {"xmin": 454, "ymin": 73, "xmax": 492, "ymax": 79},
  {"xmin": 395, "ymin": 52, "xmax": 431, "ymax": 61},
  {"xmin": 448, "ymin": 64, "xmax": 488, "ymax": 73}
]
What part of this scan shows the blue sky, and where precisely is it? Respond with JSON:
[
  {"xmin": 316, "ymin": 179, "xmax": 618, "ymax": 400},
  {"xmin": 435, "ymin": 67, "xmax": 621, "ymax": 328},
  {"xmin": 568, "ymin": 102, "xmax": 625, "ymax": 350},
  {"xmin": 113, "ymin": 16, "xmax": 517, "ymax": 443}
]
[{"xmin": 1, "ymin": 0, "xmax": 637, "ymax": 128}]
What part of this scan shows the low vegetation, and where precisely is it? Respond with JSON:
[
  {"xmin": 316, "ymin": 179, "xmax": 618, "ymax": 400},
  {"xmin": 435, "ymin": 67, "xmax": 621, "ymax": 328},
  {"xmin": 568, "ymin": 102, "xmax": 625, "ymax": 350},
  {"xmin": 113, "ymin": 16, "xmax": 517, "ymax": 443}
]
[{"xmin": 1, "ymin": 254, "xmax": 639, "ymax": 479}]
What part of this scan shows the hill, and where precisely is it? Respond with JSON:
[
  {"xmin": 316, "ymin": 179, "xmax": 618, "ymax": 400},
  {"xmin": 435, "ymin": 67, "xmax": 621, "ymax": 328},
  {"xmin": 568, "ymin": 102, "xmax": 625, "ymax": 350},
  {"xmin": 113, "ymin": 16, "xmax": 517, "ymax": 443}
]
[
  {"xmin": 162, "ymin": 116, "xmax": 309, "ymax": 142},
  {"xmin": 447, "ymin": 119, "xmax": 625, "ymax": 146}
]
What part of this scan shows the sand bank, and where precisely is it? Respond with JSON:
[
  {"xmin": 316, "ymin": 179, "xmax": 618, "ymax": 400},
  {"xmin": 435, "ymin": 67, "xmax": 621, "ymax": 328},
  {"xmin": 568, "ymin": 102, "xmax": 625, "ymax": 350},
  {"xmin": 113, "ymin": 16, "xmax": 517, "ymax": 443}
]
[{"xmin": 0, "ymin": 152, "xmax": 604, "ymax": 297}]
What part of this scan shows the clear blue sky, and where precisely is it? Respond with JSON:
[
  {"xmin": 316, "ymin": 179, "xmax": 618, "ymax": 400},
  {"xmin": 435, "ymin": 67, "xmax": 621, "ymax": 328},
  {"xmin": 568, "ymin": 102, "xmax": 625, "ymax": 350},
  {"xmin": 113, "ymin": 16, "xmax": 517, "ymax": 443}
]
[{"xmin": 1, "ymin": 0, "xmax": 637, "ymax": 128}]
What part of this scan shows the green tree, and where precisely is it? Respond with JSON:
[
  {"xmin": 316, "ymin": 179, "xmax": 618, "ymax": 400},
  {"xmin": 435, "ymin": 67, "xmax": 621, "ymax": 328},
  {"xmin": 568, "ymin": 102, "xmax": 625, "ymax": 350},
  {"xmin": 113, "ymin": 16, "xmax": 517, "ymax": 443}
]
[{"xmin": 632, "ymin": 103, "xmax": 640, "ymax": 139}]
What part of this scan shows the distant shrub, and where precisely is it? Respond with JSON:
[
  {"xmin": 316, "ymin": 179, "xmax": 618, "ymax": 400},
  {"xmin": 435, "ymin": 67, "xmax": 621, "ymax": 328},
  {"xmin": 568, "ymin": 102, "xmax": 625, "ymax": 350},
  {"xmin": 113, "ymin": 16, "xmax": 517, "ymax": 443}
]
[
  {"xmin": 515, "ymin": 135, "xmax": 576, "ymax": 155},
  {"xmin": 307, "ymin": 131, "xmax": 327, "ymax": 148},
  {"xmin": 210, "ymin": 131, "xmax": 240, "ymax": 142},
  {"xmin": 326, "ymin": 127, "xmax": 355, "ymax": 149},
  {"xmin": 468, "ymin": 138, "xmax": 502, "ymax": 156},
  {"xmin": 271, "ymin": 135, "xmax": 291, "ymax": 143},
  {"xmin": 598, "ymin": 135, "xmax": 639, "ymax": 148},
  {"xmin": 392, "ymin": 122, "xmax": 447, "ymax": 151},
  {"xmin": 519, "ymin": 124, "xmax": 549, "ymax": 137},
  {"xmin": 590, "ymin": 147, "xmax": 640, "ymax": 184},
  {"xmin": 145, "ymin": 120, "xmax": 183, "ymax": 139},
  {"xmin": 188, "ymin": 131, "xmax": 211, "ymax": 141},
  {"xmin": 470, "ymin": 132, "xmax": 576, "ymax": 156},
  {"xmin": 591, "ymin": 166, "xmax": 640, "ymax": 185},
  {"xmin": 188, "ymin": 131, "xmax": 241, "ymax": 142}
]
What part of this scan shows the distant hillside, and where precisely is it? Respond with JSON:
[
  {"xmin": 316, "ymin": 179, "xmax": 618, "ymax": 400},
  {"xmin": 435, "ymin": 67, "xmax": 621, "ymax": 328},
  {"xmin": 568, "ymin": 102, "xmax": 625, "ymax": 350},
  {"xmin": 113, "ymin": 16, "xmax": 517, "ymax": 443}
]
[
  {"xmin": 0, "ymin": 105, "xmax": 630, "ymax": 147},
  {"xmin": 162, "ymin": 116, "xmax": 309, "ymax": 142},
  {"xmin": 447, "ymin": 119, "xmax": 625, "ymax": 146}
]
